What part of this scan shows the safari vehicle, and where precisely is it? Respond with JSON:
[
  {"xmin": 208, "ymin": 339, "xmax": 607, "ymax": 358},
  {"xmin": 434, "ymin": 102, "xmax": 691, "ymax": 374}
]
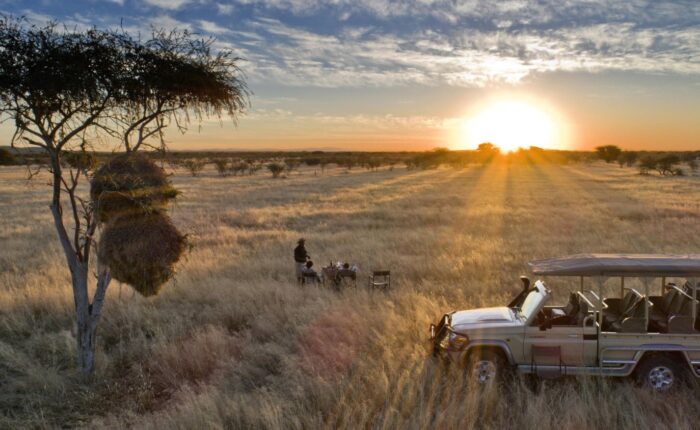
[{"xmin": 429, "ymin": 254, "xmax": 700, "ymax": 391}]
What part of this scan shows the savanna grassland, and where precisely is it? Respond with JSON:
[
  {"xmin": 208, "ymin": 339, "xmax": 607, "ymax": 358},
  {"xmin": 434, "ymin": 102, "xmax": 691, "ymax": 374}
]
[{"xmin": 1, "ymin": 160, "xmax": 700, "ymax": 429}]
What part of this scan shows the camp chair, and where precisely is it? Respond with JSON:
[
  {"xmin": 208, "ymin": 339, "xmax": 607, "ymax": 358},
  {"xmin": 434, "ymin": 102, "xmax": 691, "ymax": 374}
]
[
  {"xmin": 368, "ymin": 270, "xmax": 391, "ymax": 291},
  {"xmin": 335, "ymin": 269, "xmax": 357, "ymax": 289},
  {"xmin": 301, "ymin": 271, "xmax": 321, "ymax": 286}
]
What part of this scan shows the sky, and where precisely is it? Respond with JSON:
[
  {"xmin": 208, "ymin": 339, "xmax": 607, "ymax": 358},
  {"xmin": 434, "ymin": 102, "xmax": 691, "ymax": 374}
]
[{"xmin": 1, "ymin": 0, "xmax": 699, "ymax": 151}]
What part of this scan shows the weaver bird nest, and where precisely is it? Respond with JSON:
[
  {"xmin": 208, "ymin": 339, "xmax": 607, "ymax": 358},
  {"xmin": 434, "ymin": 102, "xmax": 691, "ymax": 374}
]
[
  {"xmin": 92, "ymin": 153, "xmax": 186, "ymax": 297},
  {"xmin": 98, "ymin": 211, "xmax": 187, "ymax": 297},
  {"xmin": 91, "ymin": 153, "xmax": 178, "ymax": 222}
]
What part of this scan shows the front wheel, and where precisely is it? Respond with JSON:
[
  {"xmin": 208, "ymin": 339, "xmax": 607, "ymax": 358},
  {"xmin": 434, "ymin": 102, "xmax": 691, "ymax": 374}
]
[
  {"xmin": 635, "ymin": 354, "xmax": 687, "ymax": 392},
  {"xmin": 466, "ymin": 350, "xmax": 507, "ymax": 385}
]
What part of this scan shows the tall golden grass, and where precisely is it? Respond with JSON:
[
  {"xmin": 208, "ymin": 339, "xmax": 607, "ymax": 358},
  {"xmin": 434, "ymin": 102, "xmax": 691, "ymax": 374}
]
[{"xmin": 0, "ymin": 161, "xmax": 699, "ymax": 429}]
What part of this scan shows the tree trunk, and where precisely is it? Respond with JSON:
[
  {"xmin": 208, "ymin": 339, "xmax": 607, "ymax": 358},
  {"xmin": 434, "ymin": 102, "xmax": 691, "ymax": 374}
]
[
  {"xmin": 71, "ymin": 262, "xmax": 94, "ymax": 375},
  {"xmin": 77, "ymin": 312, "xmax": 96, "ymax": 374}
]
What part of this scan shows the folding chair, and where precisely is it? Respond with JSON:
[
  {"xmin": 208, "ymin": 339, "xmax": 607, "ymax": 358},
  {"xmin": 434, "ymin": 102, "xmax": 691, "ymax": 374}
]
[
  {"xmin": 335, "ymin": 269, "xmax": 357, "ymax": 289},
  {"xmin": 368, "ymin": 270, "xmax": 391, "ymax": 291},
  {"xmin": 301, "ymin": 271, "xmax": 321, "ymax": 286}
]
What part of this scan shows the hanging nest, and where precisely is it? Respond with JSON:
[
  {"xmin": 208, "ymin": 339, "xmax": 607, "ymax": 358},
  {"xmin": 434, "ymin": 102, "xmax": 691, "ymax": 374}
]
[
  {"xmin": 91, "ymin": 153, "xmax": 179, "ymax": 222},
  {"xmin": 99, "ymin": 211, "xmax": 187, "ymax": 297}
]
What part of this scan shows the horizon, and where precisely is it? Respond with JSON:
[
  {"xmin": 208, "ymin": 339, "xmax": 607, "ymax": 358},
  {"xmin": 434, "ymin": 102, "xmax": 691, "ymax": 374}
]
[{"xmin": 0, "ymin": 1, "xmax": 699, "ymax": 151}]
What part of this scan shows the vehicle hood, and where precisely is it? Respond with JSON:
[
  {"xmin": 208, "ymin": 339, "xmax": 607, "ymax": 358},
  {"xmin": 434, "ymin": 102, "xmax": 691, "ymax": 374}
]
[{"xmin": 450, "ymin": 306, "xmax": 519, "ymax": 329}]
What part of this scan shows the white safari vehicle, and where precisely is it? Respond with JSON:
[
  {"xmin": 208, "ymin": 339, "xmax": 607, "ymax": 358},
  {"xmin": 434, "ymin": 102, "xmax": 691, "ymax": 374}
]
[{"xmin": 429, "ymin": 254, "xmax": 700, "ymax": 391}]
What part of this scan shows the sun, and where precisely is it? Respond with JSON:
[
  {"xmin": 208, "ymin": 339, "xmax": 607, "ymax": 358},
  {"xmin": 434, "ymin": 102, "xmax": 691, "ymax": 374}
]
[{"xmin": 460, "ymin": 99, "xmax": 564, "ymax": 152}]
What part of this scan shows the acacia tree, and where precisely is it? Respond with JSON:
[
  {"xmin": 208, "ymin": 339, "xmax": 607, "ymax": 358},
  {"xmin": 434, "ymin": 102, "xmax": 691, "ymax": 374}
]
[
  {"xmin": 595, "ymin": 145, "xmax": 622, "ymax": 163},
  {"xmin": 0, "ymin": 18, "xmax": 247, "ymax": 375}
]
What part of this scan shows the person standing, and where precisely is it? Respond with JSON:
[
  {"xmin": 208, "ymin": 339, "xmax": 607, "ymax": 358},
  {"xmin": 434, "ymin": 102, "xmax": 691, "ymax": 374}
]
[{"xmin": 294, "ymin": 238, "xmax": 310, "ymax": 282}]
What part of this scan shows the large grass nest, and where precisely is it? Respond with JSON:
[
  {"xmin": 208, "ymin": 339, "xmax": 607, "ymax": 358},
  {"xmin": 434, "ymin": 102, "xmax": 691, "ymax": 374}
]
[
  {"xmin": 99, "ymin": 211, "xmax": 187, "ymax": 297},
  {"xmin": 91, "ymin": 153, "xmax": 178, "ymax": 222}
]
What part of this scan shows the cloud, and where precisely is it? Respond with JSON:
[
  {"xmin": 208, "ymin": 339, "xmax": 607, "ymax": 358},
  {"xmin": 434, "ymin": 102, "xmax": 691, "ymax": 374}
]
[
  {"xmin": 143, "ymin": 0, "xmax": 194, "ymax": 10},
  {"xmin": 9, "ymin": 1, "xmax": 700, "ymax": 89},
  {"xmin": 198, "ymin": 19, "xmax": 232, "ymax": 35},
  {"xmin": 216, "ymin": 2, "xmax": 234, "ymax": 15},
  {"xmin": 231, "ymin": 16, "xmax": 700, "ymax": 88}
]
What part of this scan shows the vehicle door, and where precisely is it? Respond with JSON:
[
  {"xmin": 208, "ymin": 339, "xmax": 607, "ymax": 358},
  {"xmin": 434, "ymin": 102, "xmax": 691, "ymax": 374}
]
[{"xmin": 524, "ymin": 323, "xmax": 585, "ymax": 367}]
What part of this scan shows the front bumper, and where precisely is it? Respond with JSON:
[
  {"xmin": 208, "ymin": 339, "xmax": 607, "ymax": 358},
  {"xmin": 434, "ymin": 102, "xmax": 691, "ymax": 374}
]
[{"xmin": 429, "ymin": 314, "xmax": 464, "ymax": 361}]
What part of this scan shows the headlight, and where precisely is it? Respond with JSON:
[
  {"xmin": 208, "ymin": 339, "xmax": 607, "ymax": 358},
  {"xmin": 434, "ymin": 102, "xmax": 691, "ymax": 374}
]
[{"xmin": 448, "ymin": 331, "xmax": 469, "ymax": 350}]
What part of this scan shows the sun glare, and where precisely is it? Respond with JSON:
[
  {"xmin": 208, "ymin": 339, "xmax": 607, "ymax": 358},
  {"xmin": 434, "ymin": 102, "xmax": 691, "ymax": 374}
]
[{"xmin": 461, "ymin": 100, "xmax": 564, "ymax": 152}]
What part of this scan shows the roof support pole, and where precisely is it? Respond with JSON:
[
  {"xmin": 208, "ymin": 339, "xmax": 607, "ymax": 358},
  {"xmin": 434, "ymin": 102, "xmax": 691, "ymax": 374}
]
[
  {"xmin": 692, "ymin": 277, "xmax": 697, "ymax": 322},
  {"xmin": 620, "ymin": 277, "xmax": 625, "ymax": 299},
  {"xmin": 642, "ymin": 278, "xmax": 651, "ymax": 332},
  {"xmin": 597, "ymin": 277, "xmax": 604, "ymax": 329},
  {"xmin": 580, "ymin": 276, "xmax": 584, "ymax": 292},
  {"xmin": 662, "ymin": 277, "xmax": 666, "ymax": 295}
]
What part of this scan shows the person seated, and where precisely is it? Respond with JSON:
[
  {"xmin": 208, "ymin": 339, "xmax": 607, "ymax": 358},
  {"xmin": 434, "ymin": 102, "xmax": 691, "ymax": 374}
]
[
  {"xmin": 301, "ymin": 260, "xmax": 321, "ymax": 284},
  {"xmin": 335, "ymin": 262, "xmax": 357, "ymax": 285}
]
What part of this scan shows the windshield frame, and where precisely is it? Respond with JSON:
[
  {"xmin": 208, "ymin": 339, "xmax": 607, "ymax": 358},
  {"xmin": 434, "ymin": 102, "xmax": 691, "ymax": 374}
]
[{"xmin": 517, "ymin": 281, "xmax": 549, "ymax": 322}]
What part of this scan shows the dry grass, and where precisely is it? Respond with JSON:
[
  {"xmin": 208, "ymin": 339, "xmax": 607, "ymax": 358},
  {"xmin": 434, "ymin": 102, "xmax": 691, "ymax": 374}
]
[{"xmin": 0, "ymin": 161, "xmax": 699, "ymax": 429}]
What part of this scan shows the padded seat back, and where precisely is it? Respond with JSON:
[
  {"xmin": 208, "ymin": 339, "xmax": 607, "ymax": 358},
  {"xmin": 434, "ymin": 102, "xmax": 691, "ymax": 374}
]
[
  {"xmin": 678, "ymin": 299, "xmax": 694, "ymax": 317},
  {"xmin": 630, "ymin": 299, "xmax": 646, "ymax": 318},
  {"xmin": 622, "ymin": 290, "xmax": 641, "ymax": 313},
  {"xmin": 662, "ymin": 288, "xmax": 679, "ymax": 313},
  {"xmin": 576, "ymin": 300, "xmax": 589, "ymax": 325},
  {"xmin": 668, "ymin": 293, "xmax": 685, "ymax": 315}
]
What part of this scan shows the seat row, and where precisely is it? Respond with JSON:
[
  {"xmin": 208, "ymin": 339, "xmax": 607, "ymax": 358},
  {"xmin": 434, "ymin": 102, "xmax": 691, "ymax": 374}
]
[{"xmin": 601, "ymin": 285, "xmax": 699, "ymax": 333}]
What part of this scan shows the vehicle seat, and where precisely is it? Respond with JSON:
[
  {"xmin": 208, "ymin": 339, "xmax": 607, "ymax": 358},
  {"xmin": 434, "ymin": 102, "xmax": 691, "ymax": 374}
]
[
  {"xmin": 575, "ymin": 300, "xmax": 589, "ymax": 325},
  {"xmin": 550, "ymin": 293, "xmax": 580, "ymax": 325},
  {"xmin": 603, "ymin": 289, "xmax": 642, "ymax": 328},
  {"xmin": 610, "ymin": 297, "xmax": 646, "ymax": 333},
  {"xmin": 650, "ymin": 287, "xmax": 679, "ymax": 331}
]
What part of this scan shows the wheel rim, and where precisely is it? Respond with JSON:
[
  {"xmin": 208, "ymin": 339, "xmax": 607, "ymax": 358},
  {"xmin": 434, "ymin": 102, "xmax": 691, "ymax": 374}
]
[
  {"xmin": 648, "ymin": 365, "xmax": 674, "ymax": 391},
  {"xmin": 471, "ymin": 360, "xmax": 497, "ymax": 384}
]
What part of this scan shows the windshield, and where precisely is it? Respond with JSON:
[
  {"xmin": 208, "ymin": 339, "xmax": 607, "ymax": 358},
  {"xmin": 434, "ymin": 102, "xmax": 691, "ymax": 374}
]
[{"xmin": 519, "ymin": 288, "xmax": 546, "ymax": 320}]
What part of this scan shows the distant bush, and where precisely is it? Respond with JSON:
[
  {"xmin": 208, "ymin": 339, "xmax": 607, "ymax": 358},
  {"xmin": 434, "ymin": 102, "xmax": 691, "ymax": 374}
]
[
  {"xmin": 688, "ymin": 159, "xmax": 698, "ymax": 174},
  {"xmin": 655, "ymin": 154, "xmax": 682, "ymax": 176},
  {"xmin": 285, "ymin": 158, "xmax": 300, "ymax": 174},
  {"xmin": 213, "ymin": 159, "xmax": 231, "ymax": 177},
  {"xmin": 638, "ymin": 156, "xmax": 657, "ymax": 175},
  {"xmin": 267, "ymin": 162, "xmax": 286, "ymax": 178},
  {"xmin": 247, "ymin": 162, "xmax": 262, "ymax": 175},
  {"xmin": 0, "ymin": 148, "xmax": 16, "ymax": 165},
  {"xmin": 303, "ymin": 157, "xmax": 321, "ymax": 167},
  {"xmin": 595, "ymin": 145, "xmax": 622, "ymax": 163},
  {"xmin": 182, "ymin": 159, "xmax": 206, "ymax": 177},
  {"xmin": 617, "ymin": 151, "xmax": 637, "ymax": 168}
]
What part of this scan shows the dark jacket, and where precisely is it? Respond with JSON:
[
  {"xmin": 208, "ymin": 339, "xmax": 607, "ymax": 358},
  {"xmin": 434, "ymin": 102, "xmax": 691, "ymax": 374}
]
[{"xmin": 294, "ymin": 244, "xmax": 309, "ymax": 263}]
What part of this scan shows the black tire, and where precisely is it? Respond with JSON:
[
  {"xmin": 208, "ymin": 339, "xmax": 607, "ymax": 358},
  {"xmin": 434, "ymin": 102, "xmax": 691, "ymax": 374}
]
[
  {"xmin": 634, "ymin": 354, "xmax": 688, "ymax": 392},
  {"xmin": 465, "ymin": 349, "xmax": 508, "ymax": 385}
]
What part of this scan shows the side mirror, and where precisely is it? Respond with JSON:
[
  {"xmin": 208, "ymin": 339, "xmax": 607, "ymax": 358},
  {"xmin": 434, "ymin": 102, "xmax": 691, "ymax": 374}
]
[
  {"xmin": 520, "ymin": 276, "xmax": 530, "ymax": 291},
  {"xmin": 539, "ymin": 320, "xmax": 551, "ymax": 331}
]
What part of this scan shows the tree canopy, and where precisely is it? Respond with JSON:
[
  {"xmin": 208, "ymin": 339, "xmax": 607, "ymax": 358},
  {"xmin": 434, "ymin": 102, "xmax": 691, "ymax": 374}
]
[{"xmin": 0, "ymin": 16, "xmax": 248, "ymax": 375}]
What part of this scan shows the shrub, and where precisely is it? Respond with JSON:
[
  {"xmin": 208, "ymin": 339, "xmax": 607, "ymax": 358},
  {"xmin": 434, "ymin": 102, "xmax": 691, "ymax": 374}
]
[
  {"xmin": 595, "ymin": 145, "xmax": 622, "ymax": 163},
  {"xmin": 212, "ymin": 159, "xmax": 231, "ymax": 177},
  {"xmin": 655, "ymin": 154, "xmax": 681, "ymax": 176},
  {"xmin": 267, "ymin": 162, "xmax": 286, "ymax": 178},
  {"xmin": 182, "ymin": 159, "xmax": 206, "ymax": 177},
  {"xmin": 637, "ymin": 156, "xmax": 657, "ymax": 175},
  {"xmin": 618, "ymin": 151, "xmax": 637, "ymax": 168},
  {"xmin": 0, "ymin": 147, "xmax": 16, "ymax": 165},
  {"xmin": 247, "ymin": 163, "xmax": 262, "ymax": 175}
]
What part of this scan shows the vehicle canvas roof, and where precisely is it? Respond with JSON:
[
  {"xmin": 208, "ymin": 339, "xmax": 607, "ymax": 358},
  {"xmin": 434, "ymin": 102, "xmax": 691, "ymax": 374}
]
[{"xmin": 528, "ymin": 254, "xmax": 700, "ymax": 277}]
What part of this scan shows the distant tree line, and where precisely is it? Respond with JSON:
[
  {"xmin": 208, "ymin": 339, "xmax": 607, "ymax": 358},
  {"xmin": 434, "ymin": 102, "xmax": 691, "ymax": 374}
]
[
  {"xmin": 595, "ymin": 145, "xmax": 699, "ymax": 176},
  {"xmin": 3, "ymin": 144, "xmax": 698, "ymax": 178}
]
